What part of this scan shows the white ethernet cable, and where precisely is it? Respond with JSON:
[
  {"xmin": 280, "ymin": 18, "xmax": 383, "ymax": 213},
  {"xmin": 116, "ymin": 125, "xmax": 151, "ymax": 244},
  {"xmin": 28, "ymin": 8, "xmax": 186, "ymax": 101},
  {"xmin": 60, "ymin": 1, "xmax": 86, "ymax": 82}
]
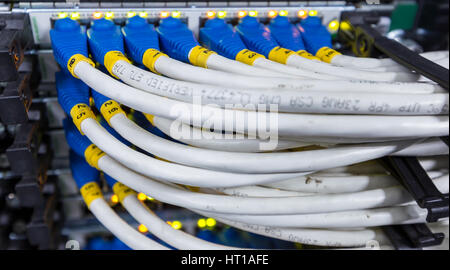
[
  {"xmin": 329, "ymin": 50, "xmax": 450, "ymax": 70},
  {"xmin": 97, "ymin": 154, "xmax": 416, "ymax": 215},
  {"xmin": 87, "ymin": 197, "xmax": 169, "ymax": 250},
  {"xmin": 73, "ymin": 61, "xmax": 449, "ymax": 140},
  {"xmin": 80, "ymin": 118, "xmax": 309, "ymax": 187},
  {"xmin": 107, "ymin": 112, "xmax": 427, "ymax": 174},
  {"xmin": 151, "ymin": 115, "xmax": 448, "ymax": 150},
  {"xmin": 284, "ymin": 53, "xmax": 420, "ymax": 82},
  {"xmin": 113, "ymin": 59, "xmax": 448, "ymax": 114},
  {"xmin": 99, "ymin": 151, "xmax": 448, "ymax": 232},
  {"xmin": 208, "ymin": 216, "xmax": 390, "ymax": 247},
  {"xmin": 204, "ymin": 52, "xmax": 342, "ymax": 80},
  {"xmin": 262, "ymin": 171, "xmax": 446, "ymax": 194}
]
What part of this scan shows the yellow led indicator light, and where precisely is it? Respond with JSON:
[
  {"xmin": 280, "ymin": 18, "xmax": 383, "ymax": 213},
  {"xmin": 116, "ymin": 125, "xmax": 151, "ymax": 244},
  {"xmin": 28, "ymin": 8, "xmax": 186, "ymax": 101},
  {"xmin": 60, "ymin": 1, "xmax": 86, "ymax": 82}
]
[
  {"xmin": 139, "ymin": 11, "xmax": 148, "ymax": 18},
  {"xmin": 197, "ymin": 218, "xmax": 206, "ymax": 228},
  {"xmin": 340, "ymin": 21, "xmax": 351, "ymax": 31},
  {"xmin": 70, "ymin": 12, "xmax": 80, "ymax": 20},
  {"xmin": 171, "ymin": 11, "xmax": 181, "ymax": 18},
  {"xmin": 249, "ymin": 10, "xmax": 258, "ymax": 17},
  {"xmin": 138, "ymin": 224, "xmax": 148, "ymax": 233},
  {"xmin": 328, "ymin": 20, "xmax": 339, "ymax": 31},
  {"xmin": 171, "ymin": 221, "xmax": 182, "ymax": 230},
  {"xmin": 58, "ymin": 12, "xmax": 68, "ymax": 19},
  {"xmin": 279, "ymin": 10, "xmax": 288, "ymax": 17},
  {"xmin": 309, "ymin": 10, "xmax": 318, "ymax": 17},
  {"xmin": 297, "ymin": 10, "xmax": 307, "ymax": 18},
  {"xmin": 237, "ymin": 10, "xmax": 247, "ymax": 18},
  {"xmin": 170, "ymin": 11, "xmax": 180, "ymax": 18},
  {"xmin": 93, "ymin": 11, "xmax": 103, "ymax": 19},
  {"xmin": 217, "ymin": 11, "xmax": 227, "ymax": 19},
  {"xmin": 206, "ymin": 10, "xmax": 216, "ymax": 19},
  {"xmin": 137, "ymin": 192, "xmax": 147, "ymax": 201},
  {"xmin": 127, "ymin": 11, "xmax": 136, "ymax": 18},
  {"xmin": 206, "ymin": 218, "xmax": 216, "ymax": 227},
  {"xmin": 110, "ymin": 194, "xmax": 119, "ymax": 204},
  {"xmin": 268, "ymin": 10, "xmax": 277, "ymax": 18},
  {"xmin": 105, "ymin": 12, "xmax": 114, "ymax": 20},
  {"xmin": 160, "ymin": 11, "xmax": 170, "ymax": 18}
]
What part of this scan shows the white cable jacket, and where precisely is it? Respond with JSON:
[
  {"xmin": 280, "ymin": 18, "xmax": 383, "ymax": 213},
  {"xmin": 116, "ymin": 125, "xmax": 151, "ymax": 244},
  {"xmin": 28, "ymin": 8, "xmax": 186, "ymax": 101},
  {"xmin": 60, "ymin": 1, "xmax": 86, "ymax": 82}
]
[
  {"xmin": 391, "ymin": 137, "xmax": 449, "ymax": 156},
  {"xmin": 152, "ymin": 116, "xmax": 310, "ymax": 152},
  {"xmin": 204, "ymin": 53, "xmax": 289, "ymax": 78},
  {"xmin": 88, "ymin": 198, "xmax": 169, "ymax": 250},
  {"xmin": 218, "ymin": 185, "xmax": 313, "ymax": 198},
  {"xmin": 153, "ymin": 55, "xmax": 302, "ymax": 89},
  {"xmin": 81, "ymin": 117, "xmax": 309, "ymax": 187},
  {"xmin": 201, "ymin": 205, "xmax": 428, "ymax": 229},
  {"xmin": 251, "ymin": 57, "xmax": 342, "ymax": 80},
  {"xmin": 358, "ymin": 50, "xmax": 449, "ymax": 69},
  {"xmin": 74, "ymin": 61, "xmax": 450, "ymax": 140},
  {"xmin": 121, "ymin": 195, "xmax": 240, "ymax": 250},
  {"xmin": 263, "ymin": 171, "xmax": 445, "ymax": 194},
  {"xmin": 109, "ymin": 113, "xmax": 421, "ymax": 174},
  {"xmin": 286, "ymin": 54, "xmax": 420, "ymax": 82},
  {"xmin": 114, "ymin": 60, "xmax": 448, "ymax": 115},
  {"xmin": 98, "ymin": 155, "xmax": 417, "ymax": 215},
  {"xmin": 206, "ymin": 215, "xmax": 389, "ymax": 247}
]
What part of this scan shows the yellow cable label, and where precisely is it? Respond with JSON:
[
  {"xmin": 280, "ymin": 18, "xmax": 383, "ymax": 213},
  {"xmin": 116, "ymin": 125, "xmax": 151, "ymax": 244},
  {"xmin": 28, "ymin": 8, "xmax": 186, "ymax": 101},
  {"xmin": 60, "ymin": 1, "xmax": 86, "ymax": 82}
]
[
  {"xmin": 104, "ymin": 51, "xmax": 132, "ymax": 78},
  {"xmin": 268, "ymin": 47, "xmax": 296, "ymax": 64},
  {"xmin": 144, "ymin": 113, "xmax": 154, "ymax": 125},
  {"xmin": 100, "ymin": 100, "xmax": 125, "ymax": 125},
  {"xmin": 67, "ymin": 54, "xmax": 95, "ymax": 78},
  {"xmin": 113, "ymin": 182, "xmax": 137, "ymax": 204},
  {"xmin": 297, "ymin": 50, "xmax": 321, "ymax": 61},
  {"xmin": 70, "ymin": 103, "xmax": 95, "ymax": 134},
  {"xmin": 84, "ymin": 144, "xmax": 106, "ymax": 170},
  {"xmin": 142, "ymin": 49, "xmax": 167, "ymax": 74},
  {"xmin": 80, "ymin": 182, "xmax": 103, "ymax": 208},
  {"xmin": 315, "ymin": 47, "xmax": 341, "ymax": 63},
  {"xmin": 235, "ymin": 49, "xmax": 265, "ymax": 65},
  {"xmin": 188, "ymin": 46, "xmax": 217, "ymax": 68}
]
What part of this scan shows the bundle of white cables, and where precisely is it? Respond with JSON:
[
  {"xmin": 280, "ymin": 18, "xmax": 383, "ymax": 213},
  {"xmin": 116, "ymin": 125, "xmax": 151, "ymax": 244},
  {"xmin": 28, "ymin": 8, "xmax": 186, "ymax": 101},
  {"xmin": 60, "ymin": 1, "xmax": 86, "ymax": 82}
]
[{"xmin": 67, "ymin": 46, "xmax": 449, "ymax": 250}]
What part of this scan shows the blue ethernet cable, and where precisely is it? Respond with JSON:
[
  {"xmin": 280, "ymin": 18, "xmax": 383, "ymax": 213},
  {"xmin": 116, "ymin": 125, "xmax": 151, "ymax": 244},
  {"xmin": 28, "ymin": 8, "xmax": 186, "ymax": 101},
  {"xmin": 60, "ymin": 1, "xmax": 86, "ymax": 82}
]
[
  {"xmin": 156, "ymin": 17, "xmax": 216, "ymax": 68},
  {"xmin": 122, "ymin": 16, "xmax": 167, "ymax": 73},
  {"xmin": 269, "ymin": 16, "xmax": 319, "ymax": 60},
  {"xmin": 199, "ymin": 18, "xmax": 266, "ymax": 66},
  {"xmin": 69, "ymin": 149, "xmax": 103, "ymax": 208},
  {"xmin": 235, "ymin": 16, "xmax": 299, "ymax": 64},
  {"xmin": 87, "ymin": 18, "xmax": 131, "ymax": 77},
  {"xmin": 50, "ymin": 18, "xmax": 95, "ymax": 78},
  {"xmin": 298, "ymin": 16, "xmax": 341, "ymax": 62}
]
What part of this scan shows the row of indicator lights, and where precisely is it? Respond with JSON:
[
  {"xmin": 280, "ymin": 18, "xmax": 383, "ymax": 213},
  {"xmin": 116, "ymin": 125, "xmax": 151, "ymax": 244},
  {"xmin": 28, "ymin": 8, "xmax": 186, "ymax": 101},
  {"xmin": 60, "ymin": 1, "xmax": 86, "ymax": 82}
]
[
  {"xmin": 58, "ymin": 9, "xmax": 320, "ymax": 20},
  {"xmin": 206, "ymin": 9, "xmax": 318, "ymax": 19},
  {"xmin": 57, "ymin": 11, "xmax": 179, "ymax": 20}
]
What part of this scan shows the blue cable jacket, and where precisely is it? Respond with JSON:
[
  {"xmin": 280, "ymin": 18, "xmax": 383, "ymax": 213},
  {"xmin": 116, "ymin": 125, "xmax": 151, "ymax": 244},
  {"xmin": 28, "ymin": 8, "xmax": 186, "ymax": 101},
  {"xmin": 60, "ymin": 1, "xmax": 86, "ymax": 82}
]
[
  {"xmin": 235, "ymin": 16, "xmax": 279, "ymax": 58},
  {"xmin": 156, "ymin": 17, "xmax": 200, "ymax": 63},
  {"xmin": 69, "ymin": 150, "xmax": 100, "ymax": 188},
  {"xmin": 199, "ymin": 18, "xmax": 247, "ymax": 60},
  {"xmin": 63, "ymin": 118, "xmax": 92, "ymax": 157},
  {"xmin": 298, "ymin": 16, "xmax": 332, "ymax": 55},
  {"xmin": 269, "ymin": 16, "xmax": 306, "ymax": 52},
  {"xmin": 122, "ymin": 16, "xmax": 160, "ymax": 65},
  {"xmin": 50, "ymin": 18, "xmax": 89, "ymax": 68},
  {"xmin": 56, "ymin": 71, "xmax": 90, "ymax": 115},
  {"xmin": 87, "ymin": 18, "xmax": 126, "ymax": 65}
]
